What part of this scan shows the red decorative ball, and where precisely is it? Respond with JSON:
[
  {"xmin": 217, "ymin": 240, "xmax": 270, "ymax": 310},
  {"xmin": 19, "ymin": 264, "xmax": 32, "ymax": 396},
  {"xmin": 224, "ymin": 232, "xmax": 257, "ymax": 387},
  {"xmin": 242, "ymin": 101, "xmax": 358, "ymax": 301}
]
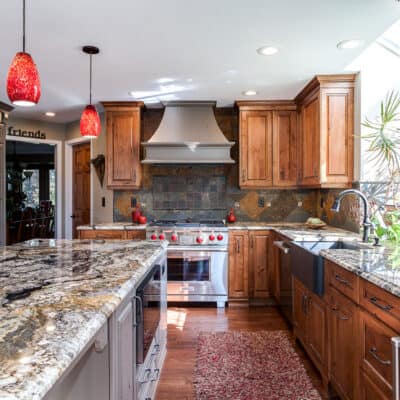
[
  {"xmin": 80, "ymin": 105, "xmax": 101, "ymax": 138},
  {"xmin": 7, "ymin": 52, "xmax": 41, "ymax": 106}
]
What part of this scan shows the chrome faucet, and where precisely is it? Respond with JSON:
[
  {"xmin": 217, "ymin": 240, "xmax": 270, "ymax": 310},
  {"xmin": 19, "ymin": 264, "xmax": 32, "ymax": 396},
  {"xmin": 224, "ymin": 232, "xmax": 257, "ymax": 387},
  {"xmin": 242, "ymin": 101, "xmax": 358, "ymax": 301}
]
[{"xmin": 331, "ymin": 189, "xmax": 372, "ymax": 243}]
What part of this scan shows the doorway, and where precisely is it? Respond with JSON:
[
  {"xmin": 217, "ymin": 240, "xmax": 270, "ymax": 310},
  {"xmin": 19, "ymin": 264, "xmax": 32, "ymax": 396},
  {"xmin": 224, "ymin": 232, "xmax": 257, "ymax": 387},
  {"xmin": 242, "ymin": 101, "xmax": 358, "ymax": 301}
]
[
  {"xmin": 71, "ymin": 142, "xmax": 91, "ymax": 238},
  {"xmin": 6, "ymin": 140, "xmax": 56, "ymax": 244}
]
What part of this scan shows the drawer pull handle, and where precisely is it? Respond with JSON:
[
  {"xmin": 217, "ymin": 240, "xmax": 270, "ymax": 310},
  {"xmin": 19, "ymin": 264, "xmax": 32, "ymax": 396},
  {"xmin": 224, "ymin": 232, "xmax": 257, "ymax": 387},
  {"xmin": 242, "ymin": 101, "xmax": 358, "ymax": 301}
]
[
  {"xmin": 138, "ymin": 368, "xmax": 152, "ymax": 384},
  {"xmin": 151, "ymin": 368, "xmax": 160, "ymax": 382},
  {"xmin": 331, "ymin": 306, "xmax": 349, "ymax": 321},
  {"xmin": 335, "ymin": 274, "xmax": 350, "ymax": 286},
  {"xmin": 152, "ymin": 344, "xmax": 160, "ymax": 356},
  {"xmin": 369, "ymin": 296, "xmax": 393, "ymax": 312},
  {"xmin": 369, "ymin": 347, "xmax": 391, "ymax": 366}
]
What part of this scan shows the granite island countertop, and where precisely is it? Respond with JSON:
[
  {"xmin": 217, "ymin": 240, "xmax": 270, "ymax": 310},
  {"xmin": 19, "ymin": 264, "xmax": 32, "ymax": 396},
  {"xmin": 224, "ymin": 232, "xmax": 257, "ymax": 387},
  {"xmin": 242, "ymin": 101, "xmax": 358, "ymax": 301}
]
[
  {"xmin": 0, "ymin": 239, "xmax": 166, "ymax": 400},
  {"xmin": 321, "ymin": 244, "xmax": 400, "ymax": 297}
]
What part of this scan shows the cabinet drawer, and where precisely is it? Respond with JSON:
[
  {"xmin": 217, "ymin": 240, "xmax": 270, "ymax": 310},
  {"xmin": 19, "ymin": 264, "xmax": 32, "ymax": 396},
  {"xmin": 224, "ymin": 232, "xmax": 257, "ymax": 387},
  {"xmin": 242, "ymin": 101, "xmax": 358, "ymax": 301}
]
[
  {"xmin": 360, "ymin": 279, "xmax": 400, "ymax": 332},
  {"xmin": 326, "ymin": 260, "xmax": 358, "ymax": 302},
  {"xmin": 126, "ymin": 230, "xmax": 146, "ymax": 240},
  {"xmin": 360, "ymin": 370, "xmax": 391, "ymax": 400},
  {"xmin": 359, "ymin": 310, "xmax": 395, "ymax": 394},
  {"xmin": 79, "ymin": 230, "xmax": 126, "ymax": 240}
]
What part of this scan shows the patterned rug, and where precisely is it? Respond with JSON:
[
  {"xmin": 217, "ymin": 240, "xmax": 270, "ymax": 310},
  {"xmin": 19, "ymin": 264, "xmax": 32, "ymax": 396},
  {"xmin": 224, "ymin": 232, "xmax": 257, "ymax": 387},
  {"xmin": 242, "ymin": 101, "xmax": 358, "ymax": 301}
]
[{"xmin": 193, "ymin": 330, "xmax": 322, "ymax": 400}]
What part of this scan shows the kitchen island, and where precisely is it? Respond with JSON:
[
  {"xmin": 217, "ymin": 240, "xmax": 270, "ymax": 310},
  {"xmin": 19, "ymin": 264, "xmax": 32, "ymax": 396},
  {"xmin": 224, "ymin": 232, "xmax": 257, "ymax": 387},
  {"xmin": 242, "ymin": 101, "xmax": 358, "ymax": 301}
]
[{"xmin": 0, "ymin": 239, "xmax": 167, "ymax": 400}]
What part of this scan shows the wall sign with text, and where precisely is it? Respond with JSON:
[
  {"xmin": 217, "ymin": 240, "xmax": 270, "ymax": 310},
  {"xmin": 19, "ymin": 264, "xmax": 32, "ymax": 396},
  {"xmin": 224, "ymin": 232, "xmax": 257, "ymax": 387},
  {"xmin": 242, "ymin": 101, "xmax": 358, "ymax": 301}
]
[{"xmin": 7, "ymin": 126, "xmax": 46, "ymax": 139}]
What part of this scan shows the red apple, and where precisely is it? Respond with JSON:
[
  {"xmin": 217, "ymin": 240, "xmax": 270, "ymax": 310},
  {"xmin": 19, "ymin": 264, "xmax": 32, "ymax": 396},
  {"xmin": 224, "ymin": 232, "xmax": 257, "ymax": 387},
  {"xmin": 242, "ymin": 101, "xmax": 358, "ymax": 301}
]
[{"xmin": 138, "ymin": 215, "xmax": 147, "ymax": 224}]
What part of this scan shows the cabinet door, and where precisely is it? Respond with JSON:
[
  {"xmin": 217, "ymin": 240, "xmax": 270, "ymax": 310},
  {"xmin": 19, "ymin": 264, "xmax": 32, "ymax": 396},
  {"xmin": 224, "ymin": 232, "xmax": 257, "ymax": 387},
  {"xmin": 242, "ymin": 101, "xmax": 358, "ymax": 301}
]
[
  {"xmin": 320, "ymin": 88, "xmax": 354, "ymax": 186},
  {"xmin": 239, "ymin": 111, "xmax": 273, "ymax": 188},
  {"xmin": 106, "ymin": 107, "xmax": 142, "ymax": 189},
  {"xmin": 293, "ymin": 278, "xmax": 308, "ymax": 342},
  {"xmin": 272, "ymin": 110, "xmax": 297, "ymax": 186},
  {"xmin": 125, "ymin": 230, "xmax": 146, "ymax": 240},
  {"xmin": 249, "ymin": 230, "xmax": 270, "ymax": 298},
  {"xmin": 300, "ymin": 97, "xmax": 320, "ymax": 186},
  {"xmin": 307, "ymin": 293, "xmax": 327, "ymax": 369},
  {"xmin": 360, "ymin": 370, "xmax": 390, "ymax": 400},
  {"xmin": 228, "ymin": 231, "xmax": 249, "ymax": 300},
  {"xmin": 329, "ymin": 286, "xmax": 358, "ymax": 400},
  {"xmin": 111, "ymin": 299, "xmax": 134, "ymax": 400}
]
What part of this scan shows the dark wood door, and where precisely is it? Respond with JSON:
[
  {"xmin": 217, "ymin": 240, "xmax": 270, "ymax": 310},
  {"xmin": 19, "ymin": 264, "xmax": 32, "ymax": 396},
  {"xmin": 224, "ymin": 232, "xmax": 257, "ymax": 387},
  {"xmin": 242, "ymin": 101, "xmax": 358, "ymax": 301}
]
[
  {"xmin": 72, "ymin": 142, "xmax": 91, "ymax": 238},
  {"xmin": 228, "ymin": 231, "xmax": 249, "ymax": 300},
  {"xmin": 272, "ymin": 110, "xmax": 297, "ymax": 186},
  {"xmin": 239, "ymin": 110, "xmax": 273, "ymax": 188},
  {"xmin": 249, "ymin": 230, "xmax": 270, "ymax": 298},
  {"xmin": 329, "ymin": 286, "xmax": 358, "ymax": 400}
]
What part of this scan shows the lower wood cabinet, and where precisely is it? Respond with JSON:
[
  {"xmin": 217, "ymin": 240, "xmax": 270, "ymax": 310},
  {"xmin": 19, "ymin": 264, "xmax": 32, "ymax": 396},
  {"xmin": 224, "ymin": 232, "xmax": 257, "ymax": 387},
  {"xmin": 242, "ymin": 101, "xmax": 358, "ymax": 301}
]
[
  {"xmin": 328, "ymin": 286, "xmax": 358, "ymax": 400},
  {"xmin": 228, "ymin": 230, "xmax": 270, "ymax": 303},
  {"xmin": 293, "ymin": 277, "xmax": 327, "ymax": 378},
  {"xmin": 78, "ymin": 229, "xmax": 146, "ymax": 240}
]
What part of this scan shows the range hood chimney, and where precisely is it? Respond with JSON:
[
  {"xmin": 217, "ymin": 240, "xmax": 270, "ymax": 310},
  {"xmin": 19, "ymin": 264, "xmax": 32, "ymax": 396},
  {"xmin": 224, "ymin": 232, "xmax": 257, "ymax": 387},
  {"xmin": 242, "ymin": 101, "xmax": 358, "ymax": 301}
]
[{"xmin": 141, "ymin": 101, "xmax": 235, "ymax": 164}]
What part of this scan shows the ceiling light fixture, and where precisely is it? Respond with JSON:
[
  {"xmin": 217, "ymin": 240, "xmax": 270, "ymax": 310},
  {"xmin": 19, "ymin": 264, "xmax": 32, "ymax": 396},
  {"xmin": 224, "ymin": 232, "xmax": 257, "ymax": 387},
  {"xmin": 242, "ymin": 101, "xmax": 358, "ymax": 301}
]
[
  {"xmin": 243, "ymin": 90, "xmax": 257, "ymax": 96},
  {"xmin": 45, "ymin": 112, "xmax": 56, "ymax": 117},
  {"xmin": 7, "ymin": 0, "xmax": 41, "ymax": 107},
  {"xmin": 80, "ymin": 46, "xmax": 101, "ymax": 139},
  {"xmin": 257, "ymin": 46, "xmax": 279, "ymax": 56},
  {"xmin": 337, "ymin": 39, "xmax": 364, "ymax": 49}
]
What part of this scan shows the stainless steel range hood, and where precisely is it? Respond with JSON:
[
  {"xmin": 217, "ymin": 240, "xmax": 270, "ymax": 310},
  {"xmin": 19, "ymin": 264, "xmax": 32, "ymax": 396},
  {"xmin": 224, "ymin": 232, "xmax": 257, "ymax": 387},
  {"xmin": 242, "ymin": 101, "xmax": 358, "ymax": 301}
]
[{"xmin": 141, "ymin": 101, "xmax": 235, "ymax": 164}]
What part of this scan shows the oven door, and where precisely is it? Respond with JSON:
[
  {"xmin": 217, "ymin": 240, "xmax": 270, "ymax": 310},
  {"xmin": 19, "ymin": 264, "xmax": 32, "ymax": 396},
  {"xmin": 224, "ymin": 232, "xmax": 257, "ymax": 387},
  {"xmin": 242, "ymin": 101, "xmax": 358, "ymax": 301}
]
[{"xmin": 166, "ymin": 247, "xmax": 228, "ymax": 302}]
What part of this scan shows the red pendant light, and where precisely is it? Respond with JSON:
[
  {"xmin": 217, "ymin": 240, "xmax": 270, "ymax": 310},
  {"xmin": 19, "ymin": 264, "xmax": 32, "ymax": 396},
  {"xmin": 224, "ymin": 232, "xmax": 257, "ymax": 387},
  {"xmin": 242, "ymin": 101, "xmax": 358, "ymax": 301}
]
[
  {"xmin": 7, "ymin": 0, "xmax": 41, "ymax": 107},
  {"xmin": 80, "ymin": 46, "xmax": 101, "ymax": 138}
]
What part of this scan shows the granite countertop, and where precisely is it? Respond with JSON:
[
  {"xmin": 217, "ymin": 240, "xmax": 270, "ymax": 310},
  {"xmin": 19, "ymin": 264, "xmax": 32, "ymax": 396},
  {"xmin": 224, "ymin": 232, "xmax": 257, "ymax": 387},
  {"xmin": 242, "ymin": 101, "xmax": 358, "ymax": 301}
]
[
  {"xmin": 321, "ymin": 244, "xmax": 400, "ymax": 297},
  {"xmin": 77, "ymin": 222, "xmax": 147, "ymax": 230},
  {"xmin": 0, "ymin": 239, "xmax": 166, "ymax": 400}
]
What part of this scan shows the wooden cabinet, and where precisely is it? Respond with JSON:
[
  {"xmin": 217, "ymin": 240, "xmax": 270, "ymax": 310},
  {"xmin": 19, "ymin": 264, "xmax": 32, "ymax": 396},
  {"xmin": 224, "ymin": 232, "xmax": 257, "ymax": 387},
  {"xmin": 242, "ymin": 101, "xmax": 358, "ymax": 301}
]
[
  {"xmin": 272, "ymin": 110, "xmax": 298, "ymax": 187},
  {"xmin": 328, "ymin": 286, "xmax": 359, "ymax": 400},
  {"xmin": 228, "ymin": 229, "xmax": 271, "ymax": 303},
  {"xmin": 293, "ymin": 277, "xmax": 328, "ymax": 384},
  {"xmin": 296, "ymin": 75, "xmax": 355, "ymax": 188},
  {"xmin": 249, "ymin": 230, "xmax": 270, "ymax": 298},
  {"xmin": 102, "ymin": 102, "xmax": 144, "ymax": 190},
  {"xmin": 228, "ymin": 230, "xmax": 249, "ymax": 301},
  {"xmin": 236, "ymin": 101, "xmax": 297, "ymax": 189},
  {"xmin": 78, "ymin": 229, "xmax": 146, "ymax": 240},
  {"xmin": 238, "ymin": 110, "xmax": 273, "ymax": 188}
]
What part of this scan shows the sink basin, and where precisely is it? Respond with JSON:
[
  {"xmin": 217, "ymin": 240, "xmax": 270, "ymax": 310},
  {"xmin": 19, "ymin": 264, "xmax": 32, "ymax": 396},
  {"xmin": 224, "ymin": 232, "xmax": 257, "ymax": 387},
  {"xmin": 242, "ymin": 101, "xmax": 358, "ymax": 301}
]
[{"xmin": 290, "ymin": 240, "xmax": 368, "ymax": 296}]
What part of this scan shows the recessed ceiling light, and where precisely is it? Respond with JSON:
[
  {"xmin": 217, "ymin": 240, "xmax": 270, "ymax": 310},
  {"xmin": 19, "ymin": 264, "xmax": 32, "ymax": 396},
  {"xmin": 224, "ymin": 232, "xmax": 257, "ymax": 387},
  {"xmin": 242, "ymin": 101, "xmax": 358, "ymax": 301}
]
[
  {"xmin": 45, "ymin": 112, "xmax": 56, "ymax": 117},
  {"xmin": 257, "ymin": 46, "xmax": 279, "ymax": 56},
  {"xmin": 337, "ymin": 39, "xmax": 364, "ymax": 49},
  {"xmin": 243, "ymin": 90, "xmax": 257, "ymax": 96}
]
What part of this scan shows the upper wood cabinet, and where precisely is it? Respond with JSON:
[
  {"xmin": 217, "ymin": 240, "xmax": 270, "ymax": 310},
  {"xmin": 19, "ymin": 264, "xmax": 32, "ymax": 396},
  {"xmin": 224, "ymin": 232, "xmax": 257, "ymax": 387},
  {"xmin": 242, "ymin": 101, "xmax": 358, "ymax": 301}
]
[
  {"xmin": 102, "ymin": 102, "xmax": 144, "ymax": 190},
  {"xmin": 295, "ymin": 74, "xmax": 356, "ymax": 188},
  {"xmin": 236, "ymin": 101, "xmax": 297, "ymax": 189}
]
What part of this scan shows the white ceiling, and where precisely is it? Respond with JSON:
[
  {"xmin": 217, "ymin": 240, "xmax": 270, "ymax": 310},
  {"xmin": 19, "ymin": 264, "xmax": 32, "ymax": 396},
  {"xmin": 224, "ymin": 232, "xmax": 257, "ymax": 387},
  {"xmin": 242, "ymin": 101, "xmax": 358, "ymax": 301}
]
[{"xmin": 1, "ymin": 0, "xmax": 400, "ymax": 123}]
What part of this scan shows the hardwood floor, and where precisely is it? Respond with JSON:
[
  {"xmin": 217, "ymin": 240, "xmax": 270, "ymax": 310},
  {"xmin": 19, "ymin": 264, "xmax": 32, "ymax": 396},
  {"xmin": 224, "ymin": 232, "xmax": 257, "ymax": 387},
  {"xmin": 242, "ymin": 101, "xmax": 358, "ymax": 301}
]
[{"xmin": 156, "ymin": 305, "xmax": 325, "ymax": 400}]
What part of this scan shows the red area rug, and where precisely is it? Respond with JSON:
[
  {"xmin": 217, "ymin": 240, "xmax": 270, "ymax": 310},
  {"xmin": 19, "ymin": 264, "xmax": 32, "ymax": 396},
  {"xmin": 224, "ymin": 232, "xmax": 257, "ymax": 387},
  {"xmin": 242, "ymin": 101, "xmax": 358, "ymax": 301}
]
[{"xmin": 193, "ymin": 330, "xmax": 321, "ymax": 400}]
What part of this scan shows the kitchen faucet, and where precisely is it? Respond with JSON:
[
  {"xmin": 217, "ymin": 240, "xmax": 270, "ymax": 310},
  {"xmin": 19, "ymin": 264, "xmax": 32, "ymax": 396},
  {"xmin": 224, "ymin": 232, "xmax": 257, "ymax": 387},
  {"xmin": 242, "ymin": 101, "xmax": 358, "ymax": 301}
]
[{"xmin": 331, "ymin": 189, "xmax": 373, "ymax": 243}]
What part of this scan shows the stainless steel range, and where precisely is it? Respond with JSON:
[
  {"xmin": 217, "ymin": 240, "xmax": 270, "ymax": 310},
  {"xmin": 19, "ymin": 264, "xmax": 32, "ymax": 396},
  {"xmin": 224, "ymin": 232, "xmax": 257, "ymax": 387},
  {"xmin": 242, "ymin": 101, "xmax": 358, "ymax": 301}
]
[{"xmin": 146, "ymin": 219, "xmax": 228, "ymax": 308}]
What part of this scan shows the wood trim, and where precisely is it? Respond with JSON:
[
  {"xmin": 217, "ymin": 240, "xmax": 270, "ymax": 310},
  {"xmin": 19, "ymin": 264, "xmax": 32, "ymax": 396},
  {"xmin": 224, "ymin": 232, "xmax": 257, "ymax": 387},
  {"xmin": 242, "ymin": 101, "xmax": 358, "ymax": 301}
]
[
  {"xmin": 101, "ymin": 101, "xmax": 144, "ymax": 110},
  {"xmin": 235, "ymin": 100, "xmax": 296, "ymax": 111}
]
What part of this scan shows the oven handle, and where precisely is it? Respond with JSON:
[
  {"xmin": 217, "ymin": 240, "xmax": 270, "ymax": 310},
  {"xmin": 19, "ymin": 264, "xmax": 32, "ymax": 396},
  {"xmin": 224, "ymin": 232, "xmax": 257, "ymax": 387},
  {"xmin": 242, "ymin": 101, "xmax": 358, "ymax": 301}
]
[
  {"xmin": 134, "ymin": 295, "xmax": 143, "ymax": 325},
  {"xmin": 167, "ymin": 246, "xmax": 228, "ymax": 252}
]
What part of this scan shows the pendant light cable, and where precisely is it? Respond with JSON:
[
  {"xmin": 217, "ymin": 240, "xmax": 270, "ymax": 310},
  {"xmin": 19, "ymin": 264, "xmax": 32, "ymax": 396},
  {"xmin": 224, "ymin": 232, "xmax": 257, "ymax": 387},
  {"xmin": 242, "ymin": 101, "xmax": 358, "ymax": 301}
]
[
  {"xmin": 89, "ymin": 54, "xmax": 92, "ymax": 105},
  {"xmin": 22, "ymin": 0, "xmax": 26, "ymax": 52}
]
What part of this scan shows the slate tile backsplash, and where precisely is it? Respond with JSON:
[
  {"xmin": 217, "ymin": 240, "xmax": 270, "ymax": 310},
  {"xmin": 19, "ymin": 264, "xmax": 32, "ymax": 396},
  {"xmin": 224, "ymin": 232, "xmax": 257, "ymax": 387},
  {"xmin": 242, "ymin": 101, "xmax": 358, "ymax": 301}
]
[{"xmin": 152, "ymin": 176, "xmax": 226, "ymax": 210}]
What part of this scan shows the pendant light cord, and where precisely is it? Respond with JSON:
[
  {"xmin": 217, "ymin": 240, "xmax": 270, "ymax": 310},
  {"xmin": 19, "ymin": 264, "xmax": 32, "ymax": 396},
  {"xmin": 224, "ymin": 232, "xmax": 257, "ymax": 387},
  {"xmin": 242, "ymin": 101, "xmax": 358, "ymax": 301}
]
[
  {"xmin": 22, "ymin": 0, "xmax": 26, "ymax": 52},
  {"xmin": 89, "ymin": 54, "xmax": 92, "ymax": 105}
]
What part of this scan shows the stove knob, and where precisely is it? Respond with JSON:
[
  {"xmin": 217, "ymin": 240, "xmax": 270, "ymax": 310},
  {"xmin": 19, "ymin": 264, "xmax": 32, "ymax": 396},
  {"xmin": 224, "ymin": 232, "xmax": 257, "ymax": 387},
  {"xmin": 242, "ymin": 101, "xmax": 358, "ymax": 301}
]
[
  {"xmin": 209, "ymin": 234, "xmax": 216, "ymax": 241},
  {"xmin": 151, "ymin": 234, "xmax": 157, "ymax": 240},
  {"xmin": 171, "ymin": 233, "xmax": 178, "ymax": 242},
  {"xmin": 217, "ymin": 234, "xmax": 224, "ymax": 241},
  {"xmin": 196, "ymin": 236, "xmax": 204, "ymax": 244},
  {"xmin": 159, "ymin": 233, "xmax": 166, "ymax": 240}
]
